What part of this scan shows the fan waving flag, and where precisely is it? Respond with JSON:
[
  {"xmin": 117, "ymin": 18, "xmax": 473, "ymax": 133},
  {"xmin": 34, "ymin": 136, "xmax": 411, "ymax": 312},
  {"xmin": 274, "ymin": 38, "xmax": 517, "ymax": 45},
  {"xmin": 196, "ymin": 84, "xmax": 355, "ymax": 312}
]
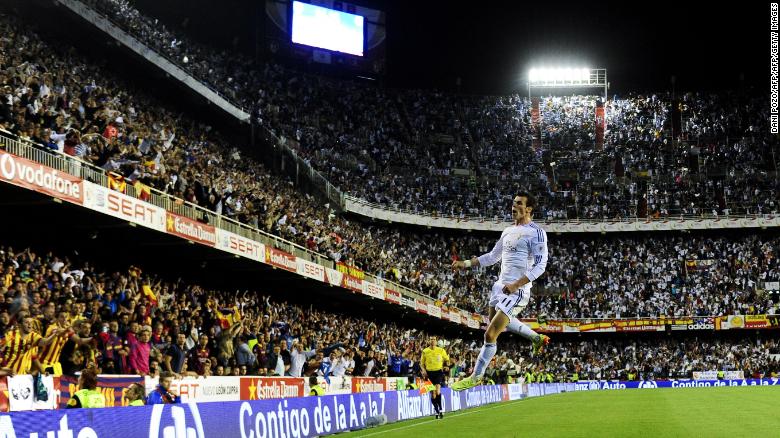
[{"xmin": 141, "ymin": 284, "xmax": 158, "ymax": 306}]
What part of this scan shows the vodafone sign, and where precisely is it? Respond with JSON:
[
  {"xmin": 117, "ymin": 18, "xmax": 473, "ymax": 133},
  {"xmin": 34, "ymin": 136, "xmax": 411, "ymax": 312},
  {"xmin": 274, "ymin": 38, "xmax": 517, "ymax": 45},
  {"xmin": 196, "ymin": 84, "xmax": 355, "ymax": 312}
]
[{"xmin": 0, "ymin": 151, "xmax": 83, "ymax": 204}]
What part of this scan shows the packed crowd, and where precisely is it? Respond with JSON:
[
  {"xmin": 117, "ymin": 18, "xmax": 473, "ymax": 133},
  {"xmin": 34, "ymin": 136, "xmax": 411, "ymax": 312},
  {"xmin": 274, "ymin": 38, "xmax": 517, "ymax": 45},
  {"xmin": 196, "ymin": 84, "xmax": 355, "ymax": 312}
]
[
  {"xmin": 510, "ymin": 336, "xmax": 780, "ymax": 382},
  {"xmin": 1, "ymin": 244, "xmax": 778, "ymax": 383},
  {"xmin": 531, "ymin": 233, "xmax": 780, "ymax": 319},
  {"xmin": 0, "ymin": 11, "xmax": 779, "ymax": 317},
  {"xmin": 79, "ymin": 0, "xmax": 778, "ymax": 220}
]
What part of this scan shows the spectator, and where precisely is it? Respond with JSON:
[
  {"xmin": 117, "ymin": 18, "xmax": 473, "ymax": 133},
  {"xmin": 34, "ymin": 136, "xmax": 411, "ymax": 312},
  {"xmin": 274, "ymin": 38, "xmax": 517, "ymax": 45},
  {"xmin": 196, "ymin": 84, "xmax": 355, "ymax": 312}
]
[
  {"xmin": 127, "ymin": 325, "xmax": 152, "ymax": 375},
  {"xmin": 363, "ymin": 350, "xmax": 376, "ymax": 377},
  {"xmin": 0, "ymin": 315, "xmax": 62, "ymax": 375},
  {"xmin": 163, "ymin": 333, "xmax": 188, "ymax": 374},
  {"xmin": 124, "ymin": 382, "xmax": 146, "ymax": 407},
  {"xmin": 187, "ymin": 334, "xmax": 211, "ymax": 375},
  {"xmin": 309, "ymin": 375, "xmax": 325, "ymax": 396},
  {"xmin": 289, "ymin": 340, "xmax": 316, "ymax": 378},
  {"xmin": 146, "ymin": 371, "xmax": 181, "ymax": 404},
  {"xmin": 66, "ymin": 368, "xmax": 105, "ymax": 409}
]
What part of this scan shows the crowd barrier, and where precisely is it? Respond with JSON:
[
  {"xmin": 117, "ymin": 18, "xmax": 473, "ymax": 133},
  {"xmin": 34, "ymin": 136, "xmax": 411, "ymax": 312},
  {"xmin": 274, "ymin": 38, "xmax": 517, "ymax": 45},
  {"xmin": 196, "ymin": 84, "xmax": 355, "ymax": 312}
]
[
  {"xmin": 0, "ymin": 375, "xmax": 413, "ymax": 412},
  {"xmin": 569, "ymin": 378, "xmax": 780, "ymax": 391},
  {"xmin": 3, "ymin": 373, "xmax": 778, "ymax": 413},
  {"xmin": 0, "ymin": 385, "xmax": 509, "ymax": 438},
  {"xmin": 3, "ymin": 378, "xmax": 778, "ymax": 436}
]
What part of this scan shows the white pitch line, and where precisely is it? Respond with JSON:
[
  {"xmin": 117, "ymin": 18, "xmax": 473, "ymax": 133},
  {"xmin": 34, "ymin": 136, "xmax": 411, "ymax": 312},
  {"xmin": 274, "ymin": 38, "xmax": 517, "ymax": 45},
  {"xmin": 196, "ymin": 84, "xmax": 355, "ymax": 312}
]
[{"xmin": 355, "ymin": 399, "xmax": 527, "ymax": 437}]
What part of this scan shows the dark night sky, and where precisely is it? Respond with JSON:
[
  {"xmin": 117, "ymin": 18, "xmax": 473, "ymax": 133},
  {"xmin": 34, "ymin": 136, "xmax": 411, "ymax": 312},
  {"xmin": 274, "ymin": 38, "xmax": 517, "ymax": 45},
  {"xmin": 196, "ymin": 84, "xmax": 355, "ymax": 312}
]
[
  {"xmin": 383, "ymin": 1, "xmax": 768, "ymax": 95},
  {"xmin": 133, "ymin": 0, "xmax": 770, "ymax": 96}
]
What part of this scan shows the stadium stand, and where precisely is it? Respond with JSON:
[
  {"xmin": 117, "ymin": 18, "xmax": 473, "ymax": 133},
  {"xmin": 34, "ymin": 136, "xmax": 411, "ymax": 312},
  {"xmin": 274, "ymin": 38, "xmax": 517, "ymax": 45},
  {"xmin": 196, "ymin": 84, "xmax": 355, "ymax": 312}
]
[
  {"xmin": 1, "ymin": 244, "xmax": 778, "ymax": 381},
  {"xmin": 1, "ymin": 11, "xmax": 778, "ymax": 317},
  {"xmin": 68, "ymin": 0, "xmax": 779, "ymax": 221}
]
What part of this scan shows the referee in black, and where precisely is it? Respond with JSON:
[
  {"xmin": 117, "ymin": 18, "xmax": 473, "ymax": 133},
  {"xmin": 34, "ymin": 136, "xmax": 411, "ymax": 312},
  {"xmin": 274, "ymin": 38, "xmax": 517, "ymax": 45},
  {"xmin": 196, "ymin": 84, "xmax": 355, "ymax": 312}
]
[{"xmin": 420, "ymin": 336, "xmax": 450, "ymax": 419}]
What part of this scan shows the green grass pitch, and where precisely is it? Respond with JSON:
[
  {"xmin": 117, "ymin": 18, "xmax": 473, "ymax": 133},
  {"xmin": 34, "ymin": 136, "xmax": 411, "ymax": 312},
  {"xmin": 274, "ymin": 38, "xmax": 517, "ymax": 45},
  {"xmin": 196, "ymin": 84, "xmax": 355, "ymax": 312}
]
[{"xmin": 348, "ymin": 387, "xmax": 780, "ymax": 437}]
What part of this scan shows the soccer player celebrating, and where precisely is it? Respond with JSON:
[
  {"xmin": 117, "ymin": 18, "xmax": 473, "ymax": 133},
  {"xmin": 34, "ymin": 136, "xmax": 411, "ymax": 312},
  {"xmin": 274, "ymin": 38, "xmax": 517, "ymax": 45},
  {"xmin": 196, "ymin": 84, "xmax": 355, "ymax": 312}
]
[
  {"xmin": 450, "ymin": 192, "xmax": 550, "ymax": 391},
  {"xmin": 420, "ymin": 336, "xmax": 449, "ymax": 419}
]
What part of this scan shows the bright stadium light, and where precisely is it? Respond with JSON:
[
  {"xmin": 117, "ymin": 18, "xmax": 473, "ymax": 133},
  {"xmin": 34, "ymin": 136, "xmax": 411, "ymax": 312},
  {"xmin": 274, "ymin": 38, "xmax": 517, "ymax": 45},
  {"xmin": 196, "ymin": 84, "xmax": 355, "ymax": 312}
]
[
  {"xmin": 527, "ymin": 67, "xmax": 608, "ymax": 100},
  {"xmin": 529, "ymin": 67, "xmax": 592, "ymax": 84}
]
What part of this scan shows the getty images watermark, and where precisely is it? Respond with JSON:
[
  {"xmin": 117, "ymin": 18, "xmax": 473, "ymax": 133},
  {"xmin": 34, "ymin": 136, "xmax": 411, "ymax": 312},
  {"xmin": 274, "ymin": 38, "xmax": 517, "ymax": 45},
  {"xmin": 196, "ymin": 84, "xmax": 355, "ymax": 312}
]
[{"xmin": 772, "ymin": 3, "xmax": 779, "ymax": 133}]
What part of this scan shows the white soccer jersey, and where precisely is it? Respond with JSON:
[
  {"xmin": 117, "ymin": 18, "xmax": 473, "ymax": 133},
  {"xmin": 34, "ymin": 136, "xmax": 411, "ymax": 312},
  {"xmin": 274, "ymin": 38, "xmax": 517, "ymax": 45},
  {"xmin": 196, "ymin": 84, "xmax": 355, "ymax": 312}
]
[{"xmin": 477, "ymin": 222, "xmax": 549, "ymax": 286}]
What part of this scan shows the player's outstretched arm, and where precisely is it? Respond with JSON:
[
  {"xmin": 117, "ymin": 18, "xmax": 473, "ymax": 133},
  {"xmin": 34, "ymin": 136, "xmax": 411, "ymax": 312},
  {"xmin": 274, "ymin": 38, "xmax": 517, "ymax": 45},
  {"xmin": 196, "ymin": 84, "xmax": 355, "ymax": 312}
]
[
  {"xmin": 452, "ymin": 257, "xmax": 479, "ymax": 270},
  {"xmin": 452, "ymin": 231, "xmax": 504, "ymax": 270}
]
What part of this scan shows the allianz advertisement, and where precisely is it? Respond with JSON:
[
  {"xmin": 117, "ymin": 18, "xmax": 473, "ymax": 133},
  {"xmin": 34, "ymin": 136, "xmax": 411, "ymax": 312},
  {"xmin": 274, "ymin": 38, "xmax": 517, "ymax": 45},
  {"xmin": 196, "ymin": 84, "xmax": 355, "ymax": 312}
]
[
  {"xmin": 0, "ymin": 386, "xmax": 504, "ymax": 438},
  {"xmin": 571, "ymin": 378, "xmax": 780, "ymax": 391}
]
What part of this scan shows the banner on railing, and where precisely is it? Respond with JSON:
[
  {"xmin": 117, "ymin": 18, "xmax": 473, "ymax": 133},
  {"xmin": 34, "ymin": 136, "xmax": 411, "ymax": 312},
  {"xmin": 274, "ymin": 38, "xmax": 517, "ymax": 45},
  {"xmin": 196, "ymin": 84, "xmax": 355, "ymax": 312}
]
[
  {"xmin": 351, "ymin": 377, "xmax": 387, "ymax": 394},
  {"xmin": 265, "ymin": 247, "xmax": 297, "ymax": 272},
  {"xmin": 351, "ymin": 377, "xmax": 406, "ymax": 394},
  {"xmin": 215, "ymin": 229, "xmax": 264, "ymax": 262},
  {"xmin": 720, "ymin": 314, "xmax": 780, "ymax": 329},
  {"xmin": 400, "ymin": 297, "xmax": 416, "ymax": 309},
  {"xmin": 692, "ymin": 371, "xmax": 745, "ymax": 380},
  {"xmin": 0, "ymin": 150, "xmax": 84, "ymax": 205},
  {"xmin": 317, "ymin": 376, "xmax": 352, "ymax": 395},
  {"xmin": 384, "ymin": 288, "xmax": 401, "ymax": 304},
  {"xmin": 460, "ymin": 310, "xmax": 472, "ymax": 325},
  {"xmin": 84, "ymin": 181, "xmax": 166, "ymax": 231},
  {"xmin": 522, "ymin": 317, "xmax": 712, "ymax": 333},
  {"xmin": 571, "ymin": 379, "xmax": 780, "ymax": 391},
  {"xmin": 165, "ymin": 212, "xmax": 217, "ymax": 246},
  {"xmin": 743, "ymin": 314, "xmax": 776, "ymax": 328},
  {"xmin": 6, "ymin": 375, "xmax": 58, "ymax": 411},
  {"xmin": 415, "ymin": 299, "xmax": 428, "ymax": 314},
  {"xmin": 59, "ymin": 375, "xmax": 143, "ymax": 409},
  {"xmin": 297, "ymin": 257, "xmax": 326, "ymax": 282},
  {"xmin": 336, "ymin": 263, "xmax": 365, "ymax": 280},
  {"xmin": 324, "ymin": 268, "xmax": 343, "ymax": 287},
  {"xmin": 145, "ymin": 376, "xmax": 241, "ymax": 403},
  {"xmin": 362, "ymin": 281, "xmax": 384, "ymax": 300},
  {"xmin": 427, "ymin": 303, "xmax": 442, "ymax": 318},
  {"xmin": 342, "ymin": 274, "xmax": 363, "ymax": 293},
  {"xmin": 240, "ymin": 377, "xmax": 306, "ymax": 400}
]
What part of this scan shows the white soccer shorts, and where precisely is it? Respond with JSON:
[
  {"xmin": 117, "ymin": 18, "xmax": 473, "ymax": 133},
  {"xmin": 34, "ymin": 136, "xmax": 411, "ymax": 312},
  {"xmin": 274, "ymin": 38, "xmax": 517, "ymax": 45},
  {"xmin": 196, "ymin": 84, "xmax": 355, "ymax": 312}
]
[{"xmin": 489, "ymin": 281, "xmax": 530, "ymax": 317}]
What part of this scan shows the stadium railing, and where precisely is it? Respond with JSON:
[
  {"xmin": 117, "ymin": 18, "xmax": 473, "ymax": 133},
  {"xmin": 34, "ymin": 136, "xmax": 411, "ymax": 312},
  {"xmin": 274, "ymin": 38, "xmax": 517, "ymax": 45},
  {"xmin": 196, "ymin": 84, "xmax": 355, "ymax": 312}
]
[
  {"xmin": 343, "ymin": 194, "xmax": 779, "ymax": 232},
  {"xmin": 0, "ymin": 130, "xmax": 429, "ymax": 306},
  {"xmin": 3, "ymin": 130, "xmax": 779, "ymax": 325}
]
